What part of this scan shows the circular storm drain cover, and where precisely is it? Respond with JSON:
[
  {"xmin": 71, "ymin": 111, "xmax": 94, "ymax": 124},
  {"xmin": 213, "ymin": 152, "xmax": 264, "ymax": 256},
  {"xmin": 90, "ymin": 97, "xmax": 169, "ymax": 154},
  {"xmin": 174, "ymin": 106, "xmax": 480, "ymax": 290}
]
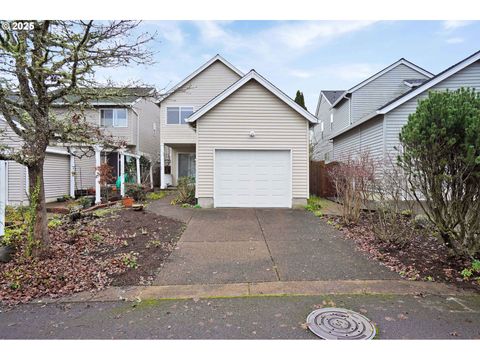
[{"xmin": 306, "ymin": 308, "xmax": 376, "ymax": 340}]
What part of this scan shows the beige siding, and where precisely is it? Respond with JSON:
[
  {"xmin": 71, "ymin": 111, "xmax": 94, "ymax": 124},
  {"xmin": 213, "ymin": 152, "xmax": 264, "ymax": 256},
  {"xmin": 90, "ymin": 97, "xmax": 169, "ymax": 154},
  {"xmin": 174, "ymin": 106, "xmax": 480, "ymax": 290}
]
[
  {"xmin": 74, "ymin": 153, "xmax": 96, "ymax": 190},
  {"xmin": 160, "ymin": 60, "xmax": 242, "ymax": 144},
  {"xmin": 196, "ymin": 80, "xmax": 309, "ymax": 199},
  {"xmin": 44, "ymin": 153, "xmax": 70, "ymax": 200},
  {"xmin": 6, "ymin": 153, "xmax": 71, "ymax": 204},
  {"xmin": 6, "ymin": 161, "xmax": 28, "ymax": 205},
  {"xmin": 53, "ymin": 107, "xmax": 137, "ymax": 146},
  {"xmin": 135, "ymin": 98, "xmax": 160, "ymax": 158}
]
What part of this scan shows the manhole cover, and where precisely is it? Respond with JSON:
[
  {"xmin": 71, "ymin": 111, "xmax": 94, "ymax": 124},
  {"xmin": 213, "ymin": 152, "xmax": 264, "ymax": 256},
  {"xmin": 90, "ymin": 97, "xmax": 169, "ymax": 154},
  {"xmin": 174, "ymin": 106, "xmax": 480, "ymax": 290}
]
[{"xmin": 306, "ymin": 308, "xmax": 376, "ymax": 340}]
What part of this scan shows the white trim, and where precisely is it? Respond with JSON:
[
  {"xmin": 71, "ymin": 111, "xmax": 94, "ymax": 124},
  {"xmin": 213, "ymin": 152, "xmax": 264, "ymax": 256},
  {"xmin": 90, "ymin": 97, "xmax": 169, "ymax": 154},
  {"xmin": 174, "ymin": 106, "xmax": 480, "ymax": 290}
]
[
  {"xmin": 165, "ymin": 105, "xmax": 195, "ymax": 125},
  {"xmin": 46, "ymin": 147, "xmax": 70, "ymax": 156},
  {"xmin": 160, "ymin": 143, "xmax": 165, "ymax": 189},
  {"xmin": 159, "ymin": 55, "xmax": 244, "ymax": 103},
  {"xmin": 378, "ymin": 51, "xmax": 480, "ymax": 114},
  {"xmin": 119, "ymin": 150, "xmax": 125, "ymax": 197},
  {"xmin": 99, "ymin": 108, "xmax": 129, "ymax": 128},
  {"xmin": 69, "ymin": 152, "xmax": 75, "ymax": 198},
  {"xmin": 0, "ymin": 160, "xmax": 6, "ymax": 237},
  {"xmin": 330, "ymin": 59, "xmax": 433, "ymax": 108},
  {"xmin": 94, "ymin": 145, "xmax": 102, "ymax": 204},
  {"xmin": 328, "ymin": 110, "xmax": 379, "ymax": 140},
  {"xmin": 314, "ymin": 92, "xmax": 329, "ymax": 117},
  {"xmin": 212, "ymin": 148, "xmax": 293, "ymax": 208},
  {"xmin": 187, "ymin": 70, "xmax": 318, "ymax": 124}
]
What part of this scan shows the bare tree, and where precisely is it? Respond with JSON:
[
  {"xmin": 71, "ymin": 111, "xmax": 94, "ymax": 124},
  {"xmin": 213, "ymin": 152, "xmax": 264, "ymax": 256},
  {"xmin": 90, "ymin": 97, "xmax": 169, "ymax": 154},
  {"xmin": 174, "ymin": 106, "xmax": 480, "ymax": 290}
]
[{"xmin": 0, "ymin": 20, "xmax": 155, "ymax": 256}]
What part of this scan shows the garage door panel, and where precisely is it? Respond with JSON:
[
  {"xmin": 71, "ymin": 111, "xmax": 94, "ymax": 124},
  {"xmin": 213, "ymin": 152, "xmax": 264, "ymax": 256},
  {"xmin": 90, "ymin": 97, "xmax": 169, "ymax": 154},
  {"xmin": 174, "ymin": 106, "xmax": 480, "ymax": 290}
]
[{"xmin": 214, "ymin": 150, "xmax": 291, "ymax": 208}]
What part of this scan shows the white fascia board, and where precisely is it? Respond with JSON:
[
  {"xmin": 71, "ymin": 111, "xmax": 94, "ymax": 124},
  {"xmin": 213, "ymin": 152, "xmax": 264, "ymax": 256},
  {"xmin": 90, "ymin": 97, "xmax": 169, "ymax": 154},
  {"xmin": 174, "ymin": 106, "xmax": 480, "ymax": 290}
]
[
  {"xmin": 379, "ymin": 51, "xmax": 480, "ymax": 114},
  {"xmin": 329, "ymin": 59, "xmax": 433, "ymax": 109},
  {"xmin": 46, "ymin": 147, "xmax": 70, "ymax": 156},
  {"xmin": 158, "ymin": 55, "xmax": 244, "ymax": 103},
  {"xmin": 186, "ymin": 70, "xmax": 318, "ymax": 124}
]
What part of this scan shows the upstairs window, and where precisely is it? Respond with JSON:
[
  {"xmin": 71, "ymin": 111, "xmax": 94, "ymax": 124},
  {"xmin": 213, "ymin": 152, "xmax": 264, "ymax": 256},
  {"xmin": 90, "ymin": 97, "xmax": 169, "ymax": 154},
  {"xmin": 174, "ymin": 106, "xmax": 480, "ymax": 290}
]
[
  {"xmin": 167, "ymin": 106, "xmax": 194, "ymax": 125},
  {"xmin": 100, "ymin": 109, "xmax": 128, "ymax": 128},
  {"xmin": 320, "ymin": 121, "xmax": 324, "ymax": 139},
  {"xmin": 330, "ymin": 113, "xmax": 334, "ymax": 131}
]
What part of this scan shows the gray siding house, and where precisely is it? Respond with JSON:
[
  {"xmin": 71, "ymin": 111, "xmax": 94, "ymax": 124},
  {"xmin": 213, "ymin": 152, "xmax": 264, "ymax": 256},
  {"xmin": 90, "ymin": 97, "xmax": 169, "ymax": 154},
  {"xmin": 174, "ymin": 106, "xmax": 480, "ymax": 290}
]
[
  {"xmin": 324, "ymin": 50, "xmax": 480, "ymax": 167},
  {"xmin": 313, "ymin": 58, "xmax": 434, "ymax": 162}
]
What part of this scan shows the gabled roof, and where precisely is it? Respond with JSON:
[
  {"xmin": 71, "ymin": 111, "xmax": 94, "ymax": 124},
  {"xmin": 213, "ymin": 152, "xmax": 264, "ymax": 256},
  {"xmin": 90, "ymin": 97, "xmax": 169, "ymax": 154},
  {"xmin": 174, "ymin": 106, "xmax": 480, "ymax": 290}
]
[
  {"xmin": 186, "ymin": 70, "xmax": 318, "ymax": 124},
  {"xmin": 158, "ymin": 54, "xmax": 244, "ymax": 103},
  {"xmin": 330, "ymin": 58, "xmax": 434, "ymax": 108},
  {"xmin": 329, "ymin": 49, "xmax": 480, "ymax": 140},
  {"xmin": 315, "ymin": 90, "xmax": 345, "ymax": 116},
  {"xmin": 378, "ymin": 49, "xmax": 480, "ymax": 113},
  {"xmin": 322, "ymin": 90, "xmax": 345, "ymax": 105}
]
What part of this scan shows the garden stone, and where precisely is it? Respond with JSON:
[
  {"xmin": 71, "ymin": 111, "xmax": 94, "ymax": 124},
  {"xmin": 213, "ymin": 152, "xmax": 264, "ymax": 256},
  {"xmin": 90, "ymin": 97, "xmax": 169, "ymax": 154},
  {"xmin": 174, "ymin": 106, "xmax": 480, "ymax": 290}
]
[{"xmin": 0, "ymin": 245, "xmax": 15, "ymax": 263}]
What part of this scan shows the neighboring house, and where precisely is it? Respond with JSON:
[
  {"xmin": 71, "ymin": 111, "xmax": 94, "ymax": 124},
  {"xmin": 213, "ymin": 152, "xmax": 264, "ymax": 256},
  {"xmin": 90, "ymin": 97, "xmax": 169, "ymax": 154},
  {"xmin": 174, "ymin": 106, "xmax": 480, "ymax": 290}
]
[
  {"xmin": 0, "ymin": 88, "xmax": 160, "ymax": 205},
  {"xmin": 311, "ymin": 90, "xmax": 344, "ymax": 161},
  {"xmin": 159, "ymin": 55, "xmax": 317, "ymax": 208},
  {"xmin": 313, "ymin": 58, "xmax": 434, "ymax": 162},
  {"xmin": 326, "ymin": 50, "xmax": 480, "ymax": 167}
]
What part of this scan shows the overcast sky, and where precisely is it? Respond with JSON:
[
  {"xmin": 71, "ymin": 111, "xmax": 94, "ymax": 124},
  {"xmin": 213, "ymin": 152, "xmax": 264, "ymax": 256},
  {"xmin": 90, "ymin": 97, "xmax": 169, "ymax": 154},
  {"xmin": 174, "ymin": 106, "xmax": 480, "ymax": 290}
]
[{"xmin": 97, "ymin": 20, "xmax": 480, "ymax": 111}]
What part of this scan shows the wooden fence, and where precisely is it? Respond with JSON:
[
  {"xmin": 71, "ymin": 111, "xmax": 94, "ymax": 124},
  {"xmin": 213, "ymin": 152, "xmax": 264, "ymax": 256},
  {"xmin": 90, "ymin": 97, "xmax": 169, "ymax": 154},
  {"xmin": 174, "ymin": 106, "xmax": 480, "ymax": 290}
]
[{"xmin": 309, "ymin": 160, "xmax": 337, "ymax": 198}]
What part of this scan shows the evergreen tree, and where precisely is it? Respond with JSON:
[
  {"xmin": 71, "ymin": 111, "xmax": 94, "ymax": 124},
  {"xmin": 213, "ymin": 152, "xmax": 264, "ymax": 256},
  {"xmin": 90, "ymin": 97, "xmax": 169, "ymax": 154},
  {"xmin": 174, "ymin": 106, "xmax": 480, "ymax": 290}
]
[{"xmin": 294, "ymin": 90, "xmax": 307, "ymax": 110}]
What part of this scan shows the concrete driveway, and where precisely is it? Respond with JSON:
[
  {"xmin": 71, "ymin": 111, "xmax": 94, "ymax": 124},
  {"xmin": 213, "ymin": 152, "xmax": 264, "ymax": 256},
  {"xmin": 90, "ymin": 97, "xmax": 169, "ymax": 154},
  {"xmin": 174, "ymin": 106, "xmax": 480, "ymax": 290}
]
[{"xmin": 153, "ymin": 208, "xmax": 399, "ymax": 285}]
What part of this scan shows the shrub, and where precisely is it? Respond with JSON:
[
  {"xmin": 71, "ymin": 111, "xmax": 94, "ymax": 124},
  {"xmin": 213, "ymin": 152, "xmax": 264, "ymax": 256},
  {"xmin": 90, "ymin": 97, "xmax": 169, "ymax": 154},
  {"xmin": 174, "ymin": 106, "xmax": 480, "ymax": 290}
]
[
  {"xmin": 78, "ymin": 196, "xmax": 92, "ymax": 209},
  {"xmin": 171, "ymin": 176, "xmax": 195, "ymax": 205},
  {"xmin": 399, "ymin": 88, "xmax": 480, "ymax": 257},
  {"xmin": 146, "ymin": 191, "xmax": 166, "ymax": 200},
  {"xmin": 125, "ymin": 184, "xmax": 146, "ymax": 201},
  {"xmin": 328, "ymin": 152, "xmax": 374, "ymax": 225}
]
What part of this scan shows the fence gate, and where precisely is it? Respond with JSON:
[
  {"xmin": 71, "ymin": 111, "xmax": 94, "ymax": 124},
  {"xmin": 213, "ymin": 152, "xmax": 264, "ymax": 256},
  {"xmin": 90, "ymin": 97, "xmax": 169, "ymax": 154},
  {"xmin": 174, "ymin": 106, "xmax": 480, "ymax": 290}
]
[
  {"xmin": 0, "ymin": 161, "xmax": 6, "ymax": 237},
  {"xmin": 309, "ymin": 160, "xmax": 337, "ymax": 198}
]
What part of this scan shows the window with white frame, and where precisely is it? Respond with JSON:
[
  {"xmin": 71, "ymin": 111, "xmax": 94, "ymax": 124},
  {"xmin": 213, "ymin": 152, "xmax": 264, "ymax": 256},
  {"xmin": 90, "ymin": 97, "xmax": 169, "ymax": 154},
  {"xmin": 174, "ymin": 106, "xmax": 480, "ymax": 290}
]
[
  {"xmin": 330, "ymin": 113, "xmax": 334, "ymax": 131},
  {"xmin": 166, "ymin": 106, "xmax": 194, "ymax": 125},
  {"xmin": 320, "ymin": 121, "xmax": 324, "ymax": 139},
  {"xmin": 100, "ymin": 109, "xmax": 128, "ymax": 128}
]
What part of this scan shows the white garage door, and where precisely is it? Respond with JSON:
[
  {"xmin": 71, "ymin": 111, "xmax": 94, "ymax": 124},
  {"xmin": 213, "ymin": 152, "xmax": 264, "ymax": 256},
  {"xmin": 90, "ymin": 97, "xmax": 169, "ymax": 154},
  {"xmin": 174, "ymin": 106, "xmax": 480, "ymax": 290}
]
[{"xmin": 214, "ymin": 150, "xmax": 291, "ymax": 208}]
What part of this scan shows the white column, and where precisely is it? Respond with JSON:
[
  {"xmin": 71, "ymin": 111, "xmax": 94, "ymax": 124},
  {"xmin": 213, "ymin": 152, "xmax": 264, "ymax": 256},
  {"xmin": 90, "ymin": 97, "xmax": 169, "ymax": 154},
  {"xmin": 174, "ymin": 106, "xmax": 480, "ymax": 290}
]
[
  {"xmin": 69, "ymin": 149, "xmax": 76, "ymax": 198},
  {"xmin": 136, "ymin": 156, "xmax": 141, "ymax": 185},
  {"xmin": 0, "ymin": 161, "xmax": 6, "ymax": 237},
  {"xmin": 94, "ymin": 145, "xmax": 102, "ymax": 204},
  {"xmin": 149, "ymin": 164, "xmax": 154, "ymax": 189},
  {"xmin": 160, "ymin": 143, "xmax": 165, "ymax": 189},
  {"xmin": 120, "ymin": 150, "xmax": 125, "ymax": 197}
]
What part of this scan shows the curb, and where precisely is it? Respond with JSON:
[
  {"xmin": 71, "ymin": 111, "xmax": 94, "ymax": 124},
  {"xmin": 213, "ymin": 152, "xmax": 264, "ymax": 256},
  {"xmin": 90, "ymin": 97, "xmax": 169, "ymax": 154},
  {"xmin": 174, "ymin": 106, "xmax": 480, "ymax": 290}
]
[{"xmin": 37, "ymin": 280, "xmax": 477, "ymax": 304}]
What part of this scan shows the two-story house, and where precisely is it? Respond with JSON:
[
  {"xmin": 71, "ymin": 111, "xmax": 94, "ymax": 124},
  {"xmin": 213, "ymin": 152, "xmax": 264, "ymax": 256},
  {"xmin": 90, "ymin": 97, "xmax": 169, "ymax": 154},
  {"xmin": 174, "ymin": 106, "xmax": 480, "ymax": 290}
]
[
  {"xmin": 312, "ymin": 58, "xmax": 433, "ymax": 163},
  {"xmin": 313, "ymin": 50, "xmax": 480, "ymax": 169},
  {"xmin": 0, "ymin": 88, "xmax": 160, "ymax": 205},
  {"xmin": 158, "ymin": 55, "xmax": 317, "ymax": 208}
]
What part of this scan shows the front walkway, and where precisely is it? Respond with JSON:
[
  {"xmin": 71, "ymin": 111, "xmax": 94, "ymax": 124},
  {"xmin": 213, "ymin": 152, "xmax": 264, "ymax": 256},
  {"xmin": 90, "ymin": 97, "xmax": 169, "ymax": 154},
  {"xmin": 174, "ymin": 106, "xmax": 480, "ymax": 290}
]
[{"xmin": 151, "ymin": 207, "xmax": 399, "ymax": 286}]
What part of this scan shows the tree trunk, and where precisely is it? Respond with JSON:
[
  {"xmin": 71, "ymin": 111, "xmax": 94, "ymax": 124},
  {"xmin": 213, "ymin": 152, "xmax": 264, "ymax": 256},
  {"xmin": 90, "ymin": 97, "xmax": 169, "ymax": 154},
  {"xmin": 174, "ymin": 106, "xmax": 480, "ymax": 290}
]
[{"xmin": 28, "ymin": 158, "xmax": 49, "ymax": 256}]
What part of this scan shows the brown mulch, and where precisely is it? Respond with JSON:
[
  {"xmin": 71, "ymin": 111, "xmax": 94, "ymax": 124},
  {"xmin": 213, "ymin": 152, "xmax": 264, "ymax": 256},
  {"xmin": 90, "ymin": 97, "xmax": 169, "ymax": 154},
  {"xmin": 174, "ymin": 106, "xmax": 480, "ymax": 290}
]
[
  {"xmin": 327, "ymin": 215, "xmax": 480, "ymax": 291},
  {"xmin": 96, "ymin": 208, "xmax": 185, "ymax": 286},
  {"xmin": 0, "ymin": 207, "xmax": 185, "ymax": 306}
]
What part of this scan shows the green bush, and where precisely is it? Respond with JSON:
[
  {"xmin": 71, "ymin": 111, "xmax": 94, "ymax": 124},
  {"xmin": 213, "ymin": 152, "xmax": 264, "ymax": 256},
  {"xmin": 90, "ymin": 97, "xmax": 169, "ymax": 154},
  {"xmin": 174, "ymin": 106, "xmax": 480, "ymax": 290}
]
[
  {"xmin": 146, "ymin": 191, "xmax": 166, "ymax": 200},
  {"xmin": 171, "ymin": 177, "xmax": 195, "ymax": 205},
  {"xmin": 399, "ymin": 88, "xmax": 480, "ymax": 257}
]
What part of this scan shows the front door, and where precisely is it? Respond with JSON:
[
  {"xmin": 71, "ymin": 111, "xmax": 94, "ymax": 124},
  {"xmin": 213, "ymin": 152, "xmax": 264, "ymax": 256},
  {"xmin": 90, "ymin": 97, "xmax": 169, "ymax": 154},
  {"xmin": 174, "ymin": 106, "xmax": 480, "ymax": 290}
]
[{"xmin": 178, "ymin": 153, "xmax": 196, "ymax": 179}]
